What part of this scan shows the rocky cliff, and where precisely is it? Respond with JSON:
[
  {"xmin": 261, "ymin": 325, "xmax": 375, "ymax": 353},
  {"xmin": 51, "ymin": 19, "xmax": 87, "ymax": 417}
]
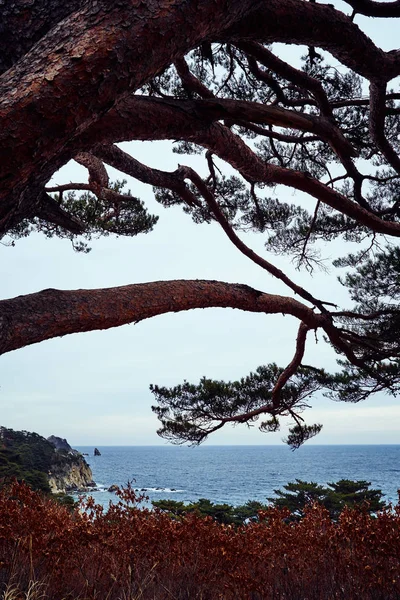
[
  {"xmin": 0, "ymin": 427, "xmax": 95, "ymax": 494},
  {"xmin": 47, "ymin": 435, "xmax": 96, "ymax": 494},
  {"xmin": 47, "ymin": 435, "xmax": 73, "ymax": 452}
]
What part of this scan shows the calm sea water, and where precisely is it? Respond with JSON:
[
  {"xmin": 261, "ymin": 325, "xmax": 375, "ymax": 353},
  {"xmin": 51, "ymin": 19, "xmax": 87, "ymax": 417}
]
[{"xmin": 75, "ymin": 445, "xmax": 400, "ymax": 508}]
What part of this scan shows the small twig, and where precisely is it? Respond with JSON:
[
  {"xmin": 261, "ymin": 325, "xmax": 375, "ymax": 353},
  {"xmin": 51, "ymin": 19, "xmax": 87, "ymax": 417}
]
[
  {"xmin": 232, "ymin": 119, "xmax": 320, "ymax": 143},
  {"xmin": 205, "ymin": 151, "xmax": 218, "ymax": 189},
  {"xmin": 299, "ymin": 200, "xmax": 321, "ymax": 266},
  {"xmin": 45, "ymin": 183, "xmax": 91, "ymax": 193}
]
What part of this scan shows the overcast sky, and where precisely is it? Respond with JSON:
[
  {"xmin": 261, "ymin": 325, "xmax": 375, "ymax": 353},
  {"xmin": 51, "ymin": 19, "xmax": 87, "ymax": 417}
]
[{"xmin": 1, "ymin": 7, "xmax": 400, "ymax": 447}]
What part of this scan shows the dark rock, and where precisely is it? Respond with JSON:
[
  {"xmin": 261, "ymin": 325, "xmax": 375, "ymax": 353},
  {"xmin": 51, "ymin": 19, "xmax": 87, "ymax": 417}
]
[
  {"xmin": 47, "ymin": 435, "xmax": 73, "ymax": 452},
  {"xmin": 94, "ymin": 447, "xmax": 101, "ymax": 456},
  {"xmin": 108, "ymin": 484, "xmax": 119, "ymax": 493}
]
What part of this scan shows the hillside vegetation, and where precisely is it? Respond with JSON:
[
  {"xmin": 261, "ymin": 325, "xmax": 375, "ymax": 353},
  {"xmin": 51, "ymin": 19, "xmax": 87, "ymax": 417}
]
[
  {"xmin": 0, "ymin": 427, "xmax": 56, "ymax": 493},
  {"xmin": 0, "ymin": 427, "xmax": 93, "ymax": 494},
  {"xmin": 1, "ymin": 481, "xmax": 399, "ymax": 600},
  {"xmin": 152, "ymin": 479, "xmax": 385, "ymax": 526}
]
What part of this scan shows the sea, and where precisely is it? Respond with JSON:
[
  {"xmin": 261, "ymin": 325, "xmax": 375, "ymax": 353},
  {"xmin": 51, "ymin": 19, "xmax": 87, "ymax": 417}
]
[{"xmin": 74, "ymin": 445, "xmax": 400, "ymax": 509}]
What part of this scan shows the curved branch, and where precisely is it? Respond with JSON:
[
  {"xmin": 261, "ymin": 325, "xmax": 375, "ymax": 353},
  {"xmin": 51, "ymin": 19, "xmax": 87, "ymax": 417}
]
[
  {"xmin": 0, "ymin": 280, "xmax": 326, "ymax": 355},
  {"xmin": 243, "ymin": 53, "xmax": 286, "ymax": 105},
  {"xmin": 237, "ymin": 42, "xmax": 333, "ymax": 117},
  {"xmin": 94, "ymin": 144, "xmax": 200, "ymax": 208},
  {"xmin": 168, "ymin": 97, "xmax": 356, "ymax": 159},
  {"xmin": 161, "ymin": 322, "xmax": 311, "ymax": 441},
  {"xmin": 271, "ymin": 321, "xmax": 309, "ymax": 408},
  {"xmin": 174, "ymin": 58, "xmax": 215, "ymax": 99},
  {"xmin": 369, "ymin": 81, "xmax": 400, "ymax": 174},
  {"xmin": 343, "ymin": 0, "xmax": 400, "ymax": 17},
  {"xmin": 224, "ymin": 1, "xmax": 398, "ymax": 81},
  {"xmin": 75, "ymin": 152, "xmax": 109, "ymax": 189},
  {"xmin": 84, "ymin": 96, "xmax": 400, "ymax": 237},
  {"xmin": 178, "ymin": 165, "xmax": 335, "ymax": 311}
]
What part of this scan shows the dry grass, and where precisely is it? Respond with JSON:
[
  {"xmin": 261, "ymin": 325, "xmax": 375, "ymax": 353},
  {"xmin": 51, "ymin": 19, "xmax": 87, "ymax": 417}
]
[{"xmin": 1, "ymin": 481, "xmax": 400, "ymax": 600}]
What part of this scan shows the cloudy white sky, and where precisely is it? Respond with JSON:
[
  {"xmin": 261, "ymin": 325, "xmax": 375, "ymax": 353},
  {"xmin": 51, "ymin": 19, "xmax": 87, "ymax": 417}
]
[{"xmin": 1, "ymin": 5, "xmax": 400, "ymax": 446}]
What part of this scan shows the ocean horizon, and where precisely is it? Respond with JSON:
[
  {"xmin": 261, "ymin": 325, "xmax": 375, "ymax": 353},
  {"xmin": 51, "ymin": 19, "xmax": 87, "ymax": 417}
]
[
  {"xmin": 77, "ymin": 443, "xmax": 400, "ymax": 446},
  {"xmin": 75, "ymin": 444, "xmax": 400, "ymax": 508}
]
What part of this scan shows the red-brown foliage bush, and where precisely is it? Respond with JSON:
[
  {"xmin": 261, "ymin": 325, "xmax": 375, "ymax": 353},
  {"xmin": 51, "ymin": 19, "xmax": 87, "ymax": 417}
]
[{"xmin": 0, "ymin": 481, "xmax": 399, "ymax": 599}]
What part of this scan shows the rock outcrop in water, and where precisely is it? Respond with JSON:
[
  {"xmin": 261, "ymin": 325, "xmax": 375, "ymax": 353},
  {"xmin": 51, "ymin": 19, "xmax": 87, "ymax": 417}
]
[{"xmin": 0, "ymin": 426, "xmax": 95, "ymax": 494}]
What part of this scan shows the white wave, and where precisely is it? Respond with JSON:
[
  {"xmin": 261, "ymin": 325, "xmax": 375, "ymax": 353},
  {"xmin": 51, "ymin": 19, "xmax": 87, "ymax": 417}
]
[{"xmin": 135, "ymin": 487, "xmax": 184, "ymax": 493}]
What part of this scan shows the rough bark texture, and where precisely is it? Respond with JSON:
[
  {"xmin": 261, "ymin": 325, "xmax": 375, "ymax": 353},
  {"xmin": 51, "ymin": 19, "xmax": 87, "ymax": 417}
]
[
  {"xmin": 0, "ymin": 0, "xmax": 263, "ymax": 229},
  {"xmin": 1, "ymin": 0, "xmax": 399, "ymax": 235},
  {"xmin": 1, "ymin": 0, "xmax": 400, "ymax": 413},
  {"xmin": 0, "ymin": 280, "xmax": 326, "ymax": 355}
]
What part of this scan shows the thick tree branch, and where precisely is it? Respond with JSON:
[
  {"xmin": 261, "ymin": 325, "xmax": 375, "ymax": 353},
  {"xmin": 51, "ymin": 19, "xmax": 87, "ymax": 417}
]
[
  {"xmin": 34, "ymin": 192, "xmax": 85, "ymax": 234},
  {"xmin": 74, "ymin": 153, "xmax": 109, "ymax": 189},
  {"xmin": 94, "ymin": 144, "xmax": 200, "ymax": 208},
  {"xmin": 164, "ymin": 97, "xmax": 356, "ymax": 159},
  {"xmin": 369, "ymin": 82, "xmax": 400, "ymax": 174},
  {"xmin": 0, "ymin": 0, "xmax": 83, "ymax": 74},
  {"xmin": 84, "ymin": 96, "xmax": 400, "ymax": 237},
  {"xmin": 343, "ymin": 0, "xmax": 400, "ymax": 17},
  {"xmin": 224, "ymin": 1, "xmax": 399, "ymax": 81},
  {"xmin": 0, "ymin": 0, "xmax": 264, "ymax": 206},
  {"xmin": 0, "ymin": 280, "xmax": 326, "ymax": 355}
]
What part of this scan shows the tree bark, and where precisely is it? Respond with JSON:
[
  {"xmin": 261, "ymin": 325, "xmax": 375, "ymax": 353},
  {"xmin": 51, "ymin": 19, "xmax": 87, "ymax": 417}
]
[
  {"xmin": 0, "ymin": 0, "xmax": 262, "ymax": 208},
  {"xmin": 1, "ymin": 0, "xmax": 399, "ymax": 233},
  {"xmin": 1, "ymin": 0, "xmax": 400, "ymax": 367},
  {"xmin": 0, "ymin": 0, "xmax": 83, "ymax": 74},
  {"xmin": 0, "ymin": 280, "xmax": 326, "ymax": 355},
  {"xmin": 90, "ymin": 97, "xmax": 400, "ymax": 238}
]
